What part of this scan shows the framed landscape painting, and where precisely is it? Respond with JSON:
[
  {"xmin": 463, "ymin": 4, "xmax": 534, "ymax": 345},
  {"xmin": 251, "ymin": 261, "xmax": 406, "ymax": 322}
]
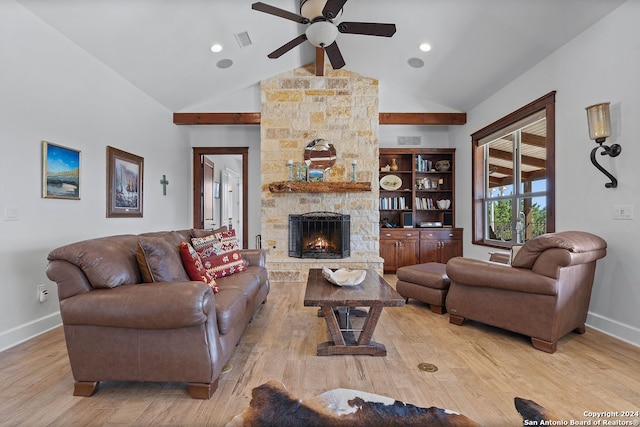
[
  {"xmin": 42, "ymin": 141, "xmax": 81, "ymax": 200},
  {"xmin": 106, "ymin": 146, "xmax": 143, "ymax": 218}
]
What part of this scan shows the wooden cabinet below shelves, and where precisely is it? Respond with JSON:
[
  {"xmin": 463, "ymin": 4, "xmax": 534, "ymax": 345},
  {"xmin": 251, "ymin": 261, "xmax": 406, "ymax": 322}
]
[
  {"xmin": 380, "ymin": 229, "xmax": 419, "ymax": 273},
  {"xmin": 380, "ymin": 228, "xmax": 463, "ymax": 272}
]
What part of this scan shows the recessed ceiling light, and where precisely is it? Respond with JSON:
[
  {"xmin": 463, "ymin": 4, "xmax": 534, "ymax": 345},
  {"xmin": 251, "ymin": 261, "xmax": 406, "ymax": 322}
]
[
  {"xmin": 210, "ymin": 44, "xmax": 223, "ymax": 53},
  {"xmin": 419, "ymin": 43, "xmax": 432, "ymax": 52}
]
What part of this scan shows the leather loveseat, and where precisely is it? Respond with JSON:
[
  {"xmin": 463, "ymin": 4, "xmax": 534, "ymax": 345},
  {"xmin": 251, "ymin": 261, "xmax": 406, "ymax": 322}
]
[
  {"xmin": 445, "ymin": 231, "xmax": 606, "ymax": 353},
  {"xmin": 46, "ymin": 229, "xmax": 269, "ymax": 399}
]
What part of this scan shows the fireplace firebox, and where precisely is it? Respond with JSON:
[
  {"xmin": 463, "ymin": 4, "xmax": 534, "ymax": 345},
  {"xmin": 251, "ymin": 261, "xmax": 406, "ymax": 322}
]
[{"xmin": 289, "ymin": 212, "xmax": 350, "ymax": 259}]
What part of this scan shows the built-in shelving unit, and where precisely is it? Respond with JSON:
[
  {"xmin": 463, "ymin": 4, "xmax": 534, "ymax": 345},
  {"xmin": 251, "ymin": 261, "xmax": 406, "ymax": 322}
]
[
  {"xmin": 379, "ymin": 148, "xmax": 455, "ymax": 228},
  {"xmin": 378, "ymin": 148, "xmax": 462, "ymax": 272}
]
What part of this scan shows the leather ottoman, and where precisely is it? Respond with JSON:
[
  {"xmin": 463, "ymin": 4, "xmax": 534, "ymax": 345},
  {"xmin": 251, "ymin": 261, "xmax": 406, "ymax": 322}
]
[{"xmin": 396, "ymin": 262, "xmax": 450, "ymax": 314}]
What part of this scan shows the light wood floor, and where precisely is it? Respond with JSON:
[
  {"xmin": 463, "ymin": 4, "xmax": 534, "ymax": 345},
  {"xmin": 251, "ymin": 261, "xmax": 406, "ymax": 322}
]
[{"xmin": 1, "ymin": 276, "xmax": 639, "ymax": 426}]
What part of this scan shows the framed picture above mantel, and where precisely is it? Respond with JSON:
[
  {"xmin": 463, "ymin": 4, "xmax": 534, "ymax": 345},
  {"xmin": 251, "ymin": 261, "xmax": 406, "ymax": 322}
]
[{"xmin": 106, "ymin": 146, "xmax": 143, "ymax": 218}]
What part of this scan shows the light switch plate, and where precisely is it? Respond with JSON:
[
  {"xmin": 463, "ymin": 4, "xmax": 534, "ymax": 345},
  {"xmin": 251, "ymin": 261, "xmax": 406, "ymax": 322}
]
[{"xmin": 3, "ymin": 206, "xmax": 19, "ymax": 221}]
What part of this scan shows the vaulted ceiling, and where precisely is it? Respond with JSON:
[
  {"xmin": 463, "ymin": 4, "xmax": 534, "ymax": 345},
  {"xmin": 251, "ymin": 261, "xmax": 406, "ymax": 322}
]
[{"xmin": 17, "ymin": 0, "xmax": 625, "ymax": 112}]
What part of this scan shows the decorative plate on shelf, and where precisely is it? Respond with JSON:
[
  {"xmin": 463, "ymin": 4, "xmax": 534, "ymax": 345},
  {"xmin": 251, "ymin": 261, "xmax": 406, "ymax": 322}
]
[{"xmin": 379, "ymin": 174, "xmax": 402, "ymax": 190}]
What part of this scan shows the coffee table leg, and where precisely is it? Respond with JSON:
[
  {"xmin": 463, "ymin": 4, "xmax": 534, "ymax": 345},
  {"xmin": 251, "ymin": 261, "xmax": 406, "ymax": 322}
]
[
  {"xmin": 358, "ymin": 304, "xmax": 383, "ymax": 346},
  {"xmin": 320, "ymin": 306, "xmax": 345, "ymax": 346}
]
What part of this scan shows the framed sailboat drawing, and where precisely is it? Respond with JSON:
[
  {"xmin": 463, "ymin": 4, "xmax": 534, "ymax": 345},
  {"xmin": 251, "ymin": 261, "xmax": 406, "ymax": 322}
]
[{"xmin": 106, "ymin": 146, "xmax": 143, "ymax": 218}]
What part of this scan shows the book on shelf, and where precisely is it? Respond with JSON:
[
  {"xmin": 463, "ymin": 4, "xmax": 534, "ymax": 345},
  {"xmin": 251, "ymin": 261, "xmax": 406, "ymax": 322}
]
[
  {"xmin": 380, "ymin": 196, "xmax": 406, "ymax": 210},
  {"xmin": 416, "ymin": 155, "xmax": 433, "ymax": 172},
  {"xmin": 415, "ymin": 196, "xmax": 435, "ymax": 210}
]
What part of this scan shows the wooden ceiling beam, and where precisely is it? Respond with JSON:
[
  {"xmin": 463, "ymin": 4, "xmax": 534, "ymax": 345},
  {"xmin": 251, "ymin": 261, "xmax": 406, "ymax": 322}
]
[
  {"xmin": 378, "ymin": 112, "xmax": 466, "ymax": 125},
  {"xmin": 173, "ymin": 112, "xmax": 261, "ymax": 125},
  {"xmin": 489, "ymin": 148, "xmax": 546, "ymax": 169},
  {"xmin": 173, "ymin": 112, "xmax": 467, "ymax": 125}
]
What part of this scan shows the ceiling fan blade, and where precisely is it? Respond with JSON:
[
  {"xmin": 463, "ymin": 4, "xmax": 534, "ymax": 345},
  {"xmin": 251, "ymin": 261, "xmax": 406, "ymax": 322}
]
[
  {"xmin": 325, "ymin": 42, "xmax": 345, "ymax": 69},
  {"xmin": 252, "ymin": 2, "xmax": 309, "ymax": 24},
  {"xmin": 267, "ymin": 34, "xmax": 308, "ymax": 59},
  {"xmin": 322, "ymin": 0, "xmax": 348, "ymax": 19},
  {"xmin": 338, "ymin": 22, "xmax": 397, "ymax": 37}
]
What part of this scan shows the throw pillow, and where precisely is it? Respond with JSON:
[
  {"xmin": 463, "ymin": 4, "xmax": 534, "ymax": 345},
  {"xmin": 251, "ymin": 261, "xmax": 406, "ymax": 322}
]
[
  {"xmin": 179, "ymin": 242, "xmax": 219, "ymax": 292},
  {"xmin": 191, "ymin": 229, "xmax": 247, "ymax": 279},
  {"xmin": 136, "ymin": 231, "xmax": 190, "ymax": 283},
  {"xmin": 191, "ymin": 226, "xmax": 228, "ymax": 238}
]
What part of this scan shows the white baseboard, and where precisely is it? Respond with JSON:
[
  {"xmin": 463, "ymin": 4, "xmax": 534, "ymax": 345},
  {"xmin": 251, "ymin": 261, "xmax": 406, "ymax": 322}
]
[
  {"xmin": 587, "ymin": 311, "xmax": 640, "ymax": 348},
  {"xmin": 0, "ymin": 312, "xmax": 62, "ymax": 353}
]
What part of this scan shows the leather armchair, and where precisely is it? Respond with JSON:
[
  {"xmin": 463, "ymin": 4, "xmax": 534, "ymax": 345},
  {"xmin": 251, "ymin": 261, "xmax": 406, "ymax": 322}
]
[{"xmin": 445, "ymin": 231, "xmax": 607, "ymax": 353}]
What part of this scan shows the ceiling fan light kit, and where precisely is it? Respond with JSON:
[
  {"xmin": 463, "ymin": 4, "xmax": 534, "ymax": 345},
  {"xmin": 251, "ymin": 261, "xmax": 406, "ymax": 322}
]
[
  {"xmin": 306, "ymin": 21, "xmax": 339, "ymax": 47},
  {"xmin": 252, "ymin": 0, "xmax": 396, "ymax": 71}
]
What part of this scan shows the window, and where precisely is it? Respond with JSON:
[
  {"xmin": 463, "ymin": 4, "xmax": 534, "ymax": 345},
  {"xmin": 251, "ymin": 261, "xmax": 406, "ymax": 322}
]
[{"xmin": 471, "ymin": 92, "xmax": 556, "ymax": 247}]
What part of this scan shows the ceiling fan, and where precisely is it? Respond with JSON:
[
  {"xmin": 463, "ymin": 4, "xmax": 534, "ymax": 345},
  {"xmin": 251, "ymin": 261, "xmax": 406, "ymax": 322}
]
[{"xmin": 252, "ymin": 0, "xmax": 396, "ymax": 75}]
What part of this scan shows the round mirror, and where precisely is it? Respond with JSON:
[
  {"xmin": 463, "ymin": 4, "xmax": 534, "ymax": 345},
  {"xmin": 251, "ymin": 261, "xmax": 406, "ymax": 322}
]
[{"xmin": 304, "ymin": 139, "xmax": 336, "ymax": 170}]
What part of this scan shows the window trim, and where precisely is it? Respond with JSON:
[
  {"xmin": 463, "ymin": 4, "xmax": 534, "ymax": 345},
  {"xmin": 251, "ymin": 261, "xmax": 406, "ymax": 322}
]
[{"xmin": 471, "ymin": 91, "xmax": 556, "ymax": 247}]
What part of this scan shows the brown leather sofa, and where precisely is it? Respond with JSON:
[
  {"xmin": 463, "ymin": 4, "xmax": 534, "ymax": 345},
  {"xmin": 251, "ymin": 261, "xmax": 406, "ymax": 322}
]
[
  {"xmin": 445, "ymin": 231, "xmax": 606, "ymax": 353},
  {"xmin": 46, "ymin": 229, "xmax": 269, "ymax": 399}
]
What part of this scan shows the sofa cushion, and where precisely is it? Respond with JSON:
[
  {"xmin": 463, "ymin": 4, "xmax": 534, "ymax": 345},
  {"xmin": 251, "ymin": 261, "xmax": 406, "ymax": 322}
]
[
  {"xmin": 59, "ymin": 281, "xmax": 214, "ymax": 329},
  {"xmin": 179, "ymin": 241, "xmax": 219, "ymax": 292},
  {"xmin": 191, "ymin": 230, "xmax": 247, "ymax": 279},
  {"xmin": 137, "ymin": 231, "xmax": 190, "ymax": 283},
  {"xmin": 213, "ymin": 287, "xmax": 247, "ymax": 335}
]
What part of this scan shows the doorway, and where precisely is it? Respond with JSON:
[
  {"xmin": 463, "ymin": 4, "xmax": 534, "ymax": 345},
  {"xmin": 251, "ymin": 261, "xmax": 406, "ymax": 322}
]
[{"xmin": 193, "ymin": 147, "xmax": 248, "ymax": 248}]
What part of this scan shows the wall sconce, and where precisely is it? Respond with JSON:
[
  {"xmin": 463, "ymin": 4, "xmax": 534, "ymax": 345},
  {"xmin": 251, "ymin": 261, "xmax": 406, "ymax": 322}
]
[{"xmin": 586, "ymin": 102, "xmax": 621, "ymax": 188}]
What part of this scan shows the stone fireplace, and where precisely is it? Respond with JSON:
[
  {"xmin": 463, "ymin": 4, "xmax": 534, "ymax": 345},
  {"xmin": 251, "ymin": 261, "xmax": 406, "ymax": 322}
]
[{"xmin": 260, "ymin": 63, "xmax": 383, "ymax": 282}]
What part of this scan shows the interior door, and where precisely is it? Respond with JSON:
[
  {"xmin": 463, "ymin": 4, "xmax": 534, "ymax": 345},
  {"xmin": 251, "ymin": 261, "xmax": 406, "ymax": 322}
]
[
  {"xmin": 221, "ymin": 167, "xmax": 243, "ymax": 247},
  {"xmin": 203, "ymin": 157, "xmax": 216, "ymax": 230},
  {"xmin": 192, "ymin": 147, "xmax": 249, "ymax": 248}
]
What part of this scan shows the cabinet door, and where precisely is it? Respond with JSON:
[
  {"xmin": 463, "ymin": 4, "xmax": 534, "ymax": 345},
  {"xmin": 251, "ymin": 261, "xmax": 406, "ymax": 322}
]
[
  {"xmin": 380, "ymin": 234, "xmax": 398, "ymax": 272},
  {"xmin": 419, "ymin": 230, "xmax": 443, "ymax": 263},
  {"xmin": 419, "ymin": 239, "xmax": 440, "ymax": 263},
  {"xmin": 439, "ymin": 239, "xmax": 462, "ymax": 263},
  {"xmin": 397, "ymin": 238, "xmax": 419, "ymax": 268}
]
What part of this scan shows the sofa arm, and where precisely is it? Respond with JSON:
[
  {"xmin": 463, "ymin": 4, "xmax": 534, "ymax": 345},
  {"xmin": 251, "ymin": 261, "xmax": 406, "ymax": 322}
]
[
  {"xmin": 60, "ymin": 281, "xmax": 215, "ymax": 329},
  {"xmin": 446, "ymin": 257, "xmax": 557, "ymax": 296},
  {"xmin": 241, "ymin": 249, "xmax": 266, "ymax": 267},
  {"xmin": 46, "ymin": 260, "xmax": 93, "ymax": 300}
]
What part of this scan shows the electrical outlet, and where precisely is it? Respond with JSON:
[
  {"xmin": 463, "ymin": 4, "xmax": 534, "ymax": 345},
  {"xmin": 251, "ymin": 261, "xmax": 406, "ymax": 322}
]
[
  {"xmin": 37, "ymin": 284, "xmax": 48, "ymax": 303},
  {"xmin": 613, "ymin": 204, "xmax": 634, "ymax": 220}
]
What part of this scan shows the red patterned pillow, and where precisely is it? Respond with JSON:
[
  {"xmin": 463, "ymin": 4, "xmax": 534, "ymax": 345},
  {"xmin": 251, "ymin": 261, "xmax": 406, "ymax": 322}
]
[
  {"xmin": 179, "ymin": 242, "xmax": 219, "ymax": 292},
  {"xmin": 191, "ymin": 229, "xmax": 247, "ymax": 279}
]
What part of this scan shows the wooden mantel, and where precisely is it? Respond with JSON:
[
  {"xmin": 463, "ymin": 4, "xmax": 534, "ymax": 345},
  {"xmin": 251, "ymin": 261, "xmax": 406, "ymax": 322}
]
[
  {"xmin": 173, "ymin": 112, "xmax": 466, "ymax": 126},
  {"xmin": 268, "ymin": 181, "xmax": 371, "ymax": 193}
]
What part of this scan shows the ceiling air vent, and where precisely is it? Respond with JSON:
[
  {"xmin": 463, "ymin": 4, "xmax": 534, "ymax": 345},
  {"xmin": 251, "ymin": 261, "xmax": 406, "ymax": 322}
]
[{"xmin": 235, "ymin": 31, "xmax": 252, "ymax": 48}]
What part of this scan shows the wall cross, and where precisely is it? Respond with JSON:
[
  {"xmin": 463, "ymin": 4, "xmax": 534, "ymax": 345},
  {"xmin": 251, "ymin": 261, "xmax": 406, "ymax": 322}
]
[{"xmin": 160, "ymin": 175, "xmax": 169, "ymax": 195}]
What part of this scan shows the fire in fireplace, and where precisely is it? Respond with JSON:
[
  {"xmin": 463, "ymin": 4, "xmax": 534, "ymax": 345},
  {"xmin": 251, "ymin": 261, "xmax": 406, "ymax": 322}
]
[{"xmin": 289, "ymin": 212, "xmax": 350, "ymax": 259}]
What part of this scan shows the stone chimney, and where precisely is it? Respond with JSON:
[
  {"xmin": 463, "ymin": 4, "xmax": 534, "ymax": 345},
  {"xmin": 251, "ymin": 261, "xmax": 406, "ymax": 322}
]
[{"xmin": 260, "ymin": 63, "xmax": 383, "ymax": 282}]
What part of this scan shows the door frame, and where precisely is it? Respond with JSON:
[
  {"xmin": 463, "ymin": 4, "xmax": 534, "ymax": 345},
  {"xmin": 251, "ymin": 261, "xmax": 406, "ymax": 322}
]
[{"xmin": 193, "ymin": 147, "xmax": 249, "ymax": 248}]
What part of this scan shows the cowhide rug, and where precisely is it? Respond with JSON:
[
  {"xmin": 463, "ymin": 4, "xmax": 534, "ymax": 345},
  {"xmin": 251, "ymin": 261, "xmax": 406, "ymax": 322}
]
[{"xmin": 225, "ymin": 380, "xmax": 558, "ymax": 426}]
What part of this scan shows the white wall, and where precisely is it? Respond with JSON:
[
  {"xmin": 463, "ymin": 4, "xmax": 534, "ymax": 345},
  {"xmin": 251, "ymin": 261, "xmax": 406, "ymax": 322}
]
[
  {"xmin": 449, "ymin": 0, "xmax": 640, "ymax": 346},
  {"xmin": 0, "ymin": 1, "xmax": 191, "ymax": 350}
]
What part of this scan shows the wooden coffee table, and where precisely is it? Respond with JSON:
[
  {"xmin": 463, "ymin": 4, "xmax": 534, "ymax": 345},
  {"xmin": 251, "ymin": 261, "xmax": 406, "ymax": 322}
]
[{"xmin": 304, "ymin": 268, "xmax": 405, "ymax": 356}]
